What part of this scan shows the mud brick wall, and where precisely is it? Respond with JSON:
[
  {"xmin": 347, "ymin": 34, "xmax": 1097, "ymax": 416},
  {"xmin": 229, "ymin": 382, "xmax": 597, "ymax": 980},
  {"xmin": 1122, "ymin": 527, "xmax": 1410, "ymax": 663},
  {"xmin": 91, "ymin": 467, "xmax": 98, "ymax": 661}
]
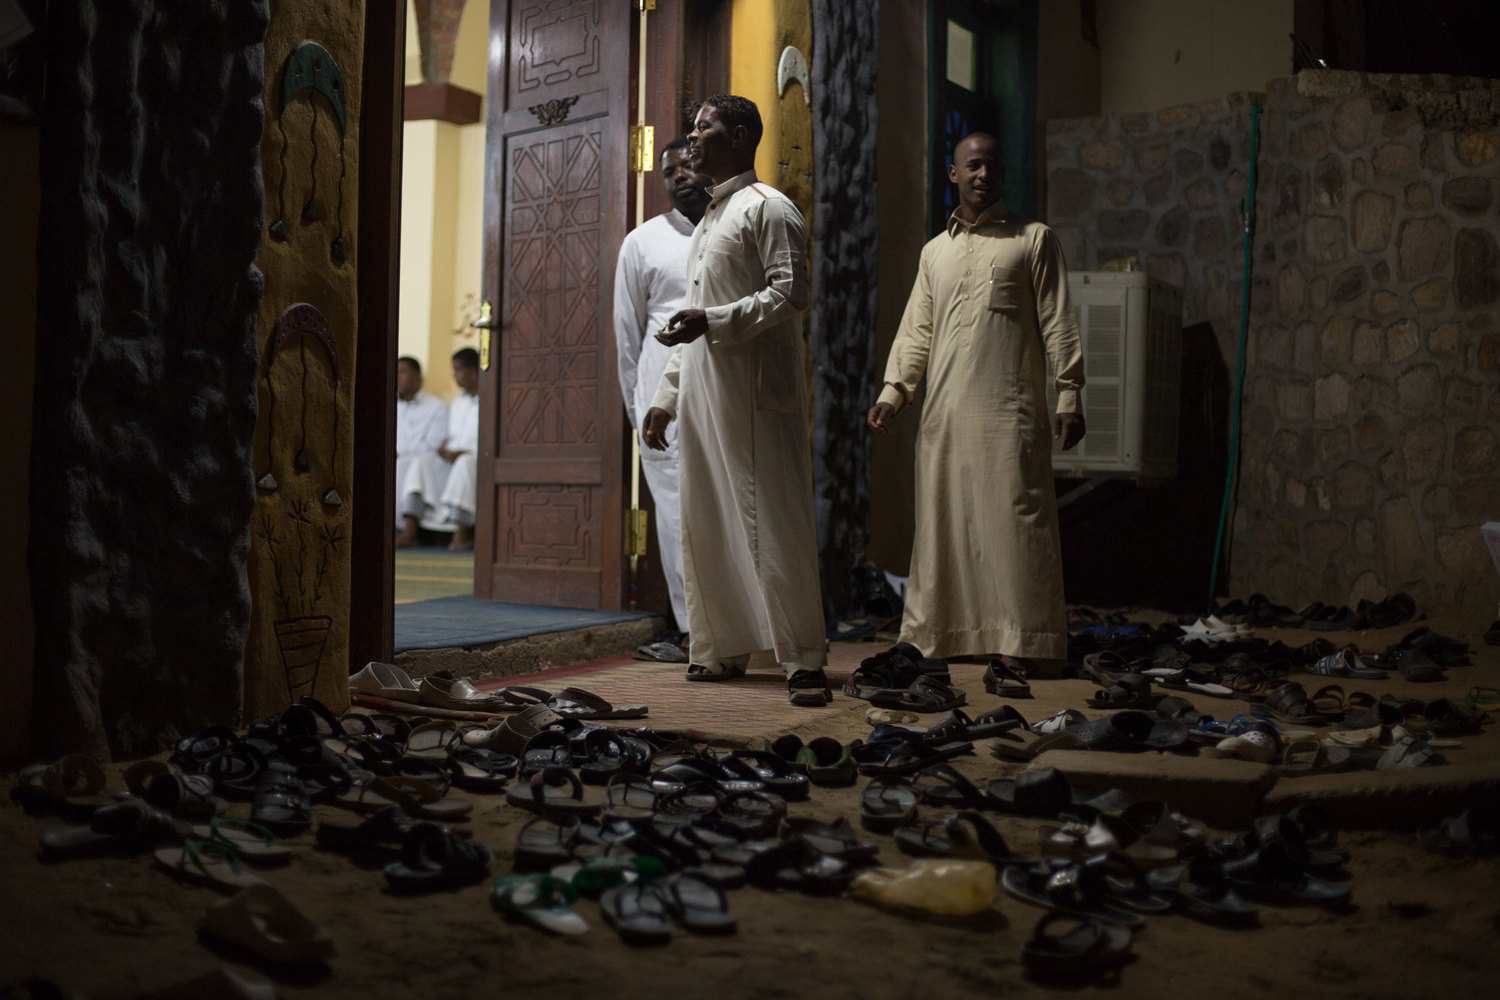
[
  {"xmin": 1046, "ymin": 71, "xmax": 1500, "ymax": 619},
  {"xmin": 29, "ymin": 0, "xmax": 269, "ymax": 761}
]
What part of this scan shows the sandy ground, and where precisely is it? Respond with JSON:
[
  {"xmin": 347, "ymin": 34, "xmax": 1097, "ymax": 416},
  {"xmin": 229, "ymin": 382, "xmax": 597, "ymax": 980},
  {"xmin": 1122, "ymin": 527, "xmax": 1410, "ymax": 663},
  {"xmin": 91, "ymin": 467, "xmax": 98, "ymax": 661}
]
[{"xmin": 3, "ymin": 611, "xmax": 1499, "ymax": 1000}]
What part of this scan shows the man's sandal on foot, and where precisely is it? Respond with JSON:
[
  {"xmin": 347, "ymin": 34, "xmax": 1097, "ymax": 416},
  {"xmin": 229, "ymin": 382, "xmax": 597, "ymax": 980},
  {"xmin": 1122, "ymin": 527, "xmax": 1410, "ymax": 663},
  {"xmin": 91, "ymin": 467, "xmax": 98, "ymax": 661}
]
[
  {"xmin": 786, "ymin": 669, "xmax": 833, "ymax": 707},
  {"xmin": 685, "ymin": 660, "xmax": 747, "ymax": 682}
]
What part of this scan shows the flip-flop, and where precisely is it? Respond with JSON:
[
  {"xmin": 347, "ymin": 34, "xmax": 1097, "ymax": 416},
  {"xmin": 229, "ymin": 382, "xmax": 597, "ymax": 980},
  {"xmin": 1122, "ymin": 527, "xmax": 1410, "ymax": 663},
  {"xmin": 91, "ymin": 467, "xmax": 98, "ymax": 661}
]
[
  {"xmin": 893, "ymin": 811, "xmax": 1017, "ymax": 865},
  {"xmin": 1000, "ymin": 860, "xmax": 1143, "ymax": 926},
  {"xmin": 1306, "ymin": 645, "xmax": 1387, "ymax": 680},
  {"xmin": 1021, "ymin": 913, "xmax": 1133, "ymax": 981},
  {"xmin": 1465, "ymin": 687, "xmax": 1500, "ymax": 712},
  {"xmin": 315, "ymin": 805, "xmax": 416, "ymax": 853},
  {"xmin": 384, "ymin": 823, "xmax": 493, "ymax": 893},
  {"xmin": 662, "ymin": 872, "xmax": 736, "ymax": 934},
  {"xmin": 599, "ymin": 880, "xmax": 672, "ymax": 944},
  {"xmin": 548, "ymin": 687, "xmax": 648, "ymax": 720},
  {"xmin": 1145, "ymin": 856, "xmax": 1258, "ymax": 924},
  {"xmin": 250, "ymin": 775, "xmax": 312, "ymax": 837},
  {"xmin": 154, "ymin": 838, "xmax": 264, "ymax": 892},
  {"xmin": 922, "ymin": 707, "xmax": 1028, "ymax": 741},
  {"xmin": 123, "ymin": 761, "xmax": 227, "ymax": 822},
  {"xmin": 334, "ymin": 774, "xmax": 472, "ymax": 820},
  {"xmin": 909, "ymin": 764, "xmax": 992, "ymax": 810},
  {"xmin": 40, "ymin": 798, "xmax": 189, "ymax": 857},
  {"xmin": 1148, "ymin": 667, "xmax": 1234, "ymax": 698},
  {"xmin": 513, "ymin": 815, "xmax": 582, "ymax": 871},
  {"xmin": 446, "ymin": 746, "xmax": 518, "ymax": 793},
  {"xmin": 506, "ymin": 766, "xmax": 601, "ymax": 816},
  {"xmin": 191, "ymin": 817, "xmax": 294, "ymax": 865},
  {"xmin": 521, "ymin": 730, "xmax": 577, "ymax": 775},
  {"xmin": 986, "ymin": 768, "xmax": 1089, "ymax": 818},
  {"xmin": 988, "ymin": 729, "xmax": 1084, "ymax": 761},
  {"xmin": 602, "ymin": 773, "xmax": 657, "ymax": 822},
  {"xmin": 493, "ymin": 874, "xmax": 589, "ymax": 934},
  {"xmin": 404, "ymin": 721, "xmax": 464, "ymax": 760},
  {"xmin": 858, "ymin": 776, "xmax": 921, "ymax": 833},
  {"xmin": 856, "ymin": 738, "xmax": 972, "ymax": 776},
  {"xmin": 199, "ymin": 883, "xmax": 335, "ymax": 964}
]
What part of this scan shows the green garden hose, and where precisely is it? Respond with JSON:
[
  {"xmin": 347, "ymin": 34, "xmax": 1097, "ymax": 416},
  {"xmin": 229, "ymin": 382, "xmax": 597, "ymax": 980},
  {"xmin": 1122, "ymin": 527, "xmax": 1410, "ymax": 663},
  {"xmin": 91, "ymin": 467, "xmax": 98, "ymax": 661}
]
[{"xmin": 1208, "ymin": 104, "xmax": 1262, "ymax": 606}]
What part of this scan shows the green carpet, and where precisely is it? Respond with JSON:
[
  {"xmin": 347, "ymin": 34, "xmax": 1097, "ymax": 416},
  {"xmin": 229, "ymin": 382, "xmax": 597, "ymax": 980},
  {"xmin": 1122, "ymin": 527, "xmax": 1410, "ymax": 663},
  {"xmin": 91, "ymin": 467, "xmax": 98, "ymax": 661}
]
[{"xmin": 394, "ymin": 545, "xmax": 474, "ymax": 604}]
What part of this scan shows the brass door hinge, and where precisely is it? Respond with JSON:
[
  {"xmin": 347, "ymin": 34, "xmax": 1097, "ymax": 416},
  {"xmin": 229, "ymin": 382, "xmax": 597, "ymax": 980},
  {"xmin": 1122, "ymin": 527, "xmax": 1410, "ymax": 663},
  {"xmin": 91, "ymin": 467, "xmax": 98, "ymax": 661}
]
[
  {"xmin": 629, "ymin": 125, "xmax": 654, "ymax": 173},
  {"xmin": 625, "ymin": 508, "xmax": 648, "ymax": 557},
  {"xmin": 638, "ymin": 0, "xmax": 656, "ymax": 10}
]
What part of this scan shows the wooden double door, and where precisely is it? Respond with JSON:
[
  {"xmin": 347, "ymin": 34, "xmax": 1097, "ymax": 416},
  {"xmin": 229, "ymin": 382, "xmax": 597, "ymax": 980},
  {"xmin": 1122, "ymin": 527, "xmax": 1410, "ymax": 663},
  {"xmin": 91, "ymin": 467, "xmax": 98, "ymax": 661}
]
[{"xmin": 476, "ymin": 0, "xmax": 728, "ymax": 610}]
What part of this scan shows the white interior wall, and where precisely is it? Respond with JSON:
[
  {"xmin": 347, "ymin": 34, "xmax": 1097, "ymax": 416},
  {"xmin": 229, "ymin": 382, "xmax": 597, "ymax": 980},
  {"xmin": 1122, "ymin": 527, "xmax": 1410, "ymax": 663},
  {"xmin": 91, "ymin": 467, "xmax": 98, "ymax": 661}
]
[{"xmin": 1096, "ymin": 0, "xmax": 1293, "ymax": 113}]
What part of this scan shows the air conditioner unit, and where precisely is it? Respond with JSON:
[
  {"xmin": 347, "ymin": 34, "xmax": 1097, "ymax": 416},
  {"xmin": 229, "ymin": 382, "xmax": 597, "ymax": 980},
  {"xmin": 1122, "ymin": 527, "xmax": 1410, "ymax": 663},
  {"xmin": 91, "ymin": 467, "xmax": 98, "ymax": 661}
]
[{"xmin": 1047, "ymin": 271, "xmax": 1182, "ymax": 479}]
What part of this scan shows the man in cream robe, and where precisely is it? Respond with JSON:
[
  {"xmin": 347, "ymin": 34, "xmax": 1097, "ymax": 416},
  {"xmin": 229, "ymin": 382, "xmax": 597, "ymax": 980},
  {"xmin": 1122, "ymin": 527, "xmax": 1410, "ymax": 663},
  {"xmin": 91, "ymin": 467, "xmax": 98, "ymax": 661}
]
[
  {"xmin": 642, "ymin": 95, "xmax": 829, "ymax": 706},
  {"xmin": 613, "ymin": 139, "xmax": 711, "ymax": 658},
  {"xmin": 869, "ymin": 133, "xmax": 1085, "ymax": 673}
]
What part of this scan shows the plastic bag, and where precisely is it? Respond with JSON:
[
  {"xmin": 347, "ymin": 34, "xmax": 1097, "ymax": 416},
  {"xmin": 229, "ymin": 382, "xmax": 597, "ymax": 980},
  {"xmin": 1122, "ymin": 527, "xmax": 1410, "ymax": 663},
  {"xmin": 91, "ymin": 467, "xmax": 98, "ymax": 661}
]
[{"xmin": 848, "ymin": 859, "xmax": 997, "ymax": 916}]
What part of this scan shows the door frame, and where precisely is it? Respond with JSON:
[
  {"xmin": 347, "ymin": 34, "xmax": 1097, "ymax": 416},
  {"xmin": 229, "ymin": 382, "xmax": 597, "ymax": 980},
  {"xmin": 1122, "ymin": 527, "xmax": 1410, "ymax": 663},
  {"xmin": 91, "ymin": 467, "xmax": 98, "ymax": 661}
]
[{"xmin": 348, "ymin": 0, "xmax": 405, "ymax": 669}]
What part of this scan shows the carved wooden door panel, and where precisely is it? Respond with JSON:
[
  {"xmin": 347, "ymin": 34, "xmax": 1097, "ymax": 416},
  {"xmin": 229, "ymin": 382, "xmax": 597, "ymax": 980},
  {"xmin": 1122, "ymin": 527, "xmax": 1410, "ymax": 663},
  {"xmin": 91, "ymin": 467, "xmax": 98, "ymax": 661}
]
[{"xmin": 478, "ymin": 0, "xmax": 630, "ymax": 608}]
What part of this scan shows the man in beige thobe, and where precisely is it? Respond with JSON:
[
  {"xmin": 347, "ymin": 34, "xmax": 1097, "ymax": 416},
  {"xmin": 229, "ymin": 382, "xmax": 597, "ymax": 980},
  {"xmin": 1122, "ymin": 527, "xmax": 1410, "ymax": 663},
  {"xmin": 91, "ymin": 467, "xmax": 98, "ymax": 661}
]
[
  {"xmin": 869, "ymin": 132, "xmax": 1085, "ymax": 677},
  {"xmin": 642, "ymin": 95, "xmax": 829, "ymax": 706}
]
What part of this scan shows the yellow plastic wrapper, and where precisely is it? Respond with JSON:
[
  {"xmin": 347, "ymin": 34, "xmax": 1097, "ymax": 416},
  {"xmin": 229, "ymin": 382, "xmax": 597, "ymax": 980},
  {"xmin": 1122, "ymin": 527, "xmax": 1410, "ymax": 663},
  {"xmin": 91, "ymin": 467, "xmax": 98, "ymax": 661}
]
[{"xmin": 848, "ymin": 859, "xmax": 997, "ymax": 916}]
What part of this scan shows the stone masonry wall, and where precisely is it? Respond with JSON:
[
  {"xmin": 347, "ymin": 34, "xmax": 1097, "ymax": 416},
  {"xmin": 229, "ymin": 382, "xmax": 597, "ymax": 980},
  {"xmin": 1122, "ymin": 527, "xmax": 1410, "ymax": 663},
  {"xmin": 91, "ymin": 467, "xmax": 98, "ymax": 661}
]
[
  {"xmin": 30, "ymin": 0, "xmax": 268, "ymax": 761},
  {"xmin": 1046, "ymin": 71, "xmax": 1500, "ymax": 620}
]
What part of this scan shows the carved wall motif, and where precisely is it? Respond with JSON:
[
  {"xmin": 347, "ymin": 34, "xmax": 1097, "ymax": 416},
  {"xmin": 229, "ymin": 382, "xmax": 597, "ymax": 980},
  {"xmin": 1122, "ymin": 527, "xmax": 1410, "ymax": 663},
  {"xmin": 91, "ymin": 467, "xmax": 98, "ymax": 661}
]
[
  {"xmin": 29, "ymin": 0, "xmax": 269, "ymax": 761},
  {"xmin": 269, "ymin": 41, "xmax": 352, "ymax": 263},
  {"xmin": 246, "ymin": 2, "xmax": 365, "ymax": 718}
]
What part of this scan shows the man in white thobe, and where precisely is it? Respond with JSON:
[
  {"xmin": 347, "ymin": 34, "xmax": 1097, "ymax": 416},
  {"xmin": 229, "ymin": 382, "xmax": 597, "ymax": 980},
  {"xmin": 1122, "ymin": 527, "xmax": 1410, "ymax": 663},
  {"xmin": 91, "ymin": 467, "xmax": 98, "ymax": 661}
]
[
  {"xmin": 394, "ymin": 355, "xmax": 448, "ymax": 528},
  {"xmin": 642, "ymin": 95, "xmax": 830, "ymax": 706},
  {"xmin": 613, "ymin": 138, "xmax": 711, "ymax": 661},
  {"xmin": 869, "ymin": 133, "xmax": 1086, "ymax": 678},
  {"xmin": 397, "ymin": 347, "xmax": 482, "ymax": 551}
]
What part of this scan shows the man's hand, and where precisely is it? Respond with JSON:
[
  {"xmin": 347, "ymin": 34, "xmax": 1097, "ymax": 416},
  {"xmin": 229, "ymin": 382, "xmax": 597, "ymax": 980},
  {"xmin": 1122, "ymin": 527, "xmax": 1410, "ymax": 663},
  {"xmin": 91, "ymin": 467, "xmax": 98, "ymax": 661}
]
[
  {"xmin": 437, "ymin": 444, "xmax": 459, "ymax": 463},
  {"xmin": 642, "ymin": 407, "xmax": 672, "ymax": 451},
  {"xmin": 656, "ymin": 308, "xmax": 709, "ymax": 347},
  {"xmin": 1054, "ymin": 412, "xmax": 1086, "ymax": 451},
  {"xmin": 866, "ymin": 402, "xmax": 896, "ymax": 435}
]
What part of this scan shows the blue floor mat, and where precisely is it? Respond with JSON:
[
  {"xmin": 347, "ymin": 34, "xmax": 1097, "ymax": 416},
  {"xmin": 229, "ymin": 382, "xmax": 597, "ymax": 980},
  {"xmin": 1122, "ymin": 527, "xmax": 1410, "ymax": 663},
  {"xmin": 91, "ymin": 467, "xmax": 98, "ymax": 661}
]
[{"xmin": 394, "ymin": 595, "xmax": 653, "ymax": 652}]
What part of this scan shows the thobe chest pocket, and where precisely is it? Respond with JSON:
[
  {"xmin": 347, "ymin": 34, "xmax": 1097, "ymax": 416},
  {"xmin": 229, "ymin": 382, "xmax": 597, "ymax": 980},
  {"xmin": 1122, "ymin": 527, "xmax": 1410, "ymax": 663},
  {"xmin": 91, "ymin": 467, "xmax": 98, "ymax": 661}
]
[{"xmin": 988, "ymin": 275, "xmax": 1023, "ymax": 315}]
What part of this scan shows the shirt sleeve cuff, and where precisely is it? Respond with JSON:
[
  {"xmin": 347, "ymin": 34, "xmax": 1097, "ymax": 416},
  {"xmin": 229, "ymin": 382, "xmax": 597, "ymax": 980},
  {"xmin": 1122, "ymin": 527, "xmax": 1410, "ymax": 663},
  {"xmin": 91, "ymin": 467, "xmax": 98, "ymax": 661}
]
[
  {"xmin": 703, "ymin": 304, "xmax": 735, "ymax": 347},
  {"xmin": 1055, "ymin": 389, "xmax": 1081, "ymax": 415},
  {"xmin": 877, "ymin": 383, "xmax": 908, "ymax": 413}
]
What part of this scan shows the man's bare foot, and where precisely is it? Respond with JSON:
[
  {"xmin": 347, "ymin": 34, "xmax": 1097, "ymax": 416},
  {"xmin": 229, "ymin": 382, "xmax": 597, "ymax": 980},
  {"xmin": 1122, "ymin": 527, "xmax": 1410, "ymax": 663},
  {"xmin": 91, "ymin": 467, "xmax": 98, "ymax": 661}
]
[
  {"xmin": 394, "ymin": 515, "xmax": 422, "ymax": 548},
  {"xmin": 449, "ymin": 524, "xmax": 474, "ymax": 551}
]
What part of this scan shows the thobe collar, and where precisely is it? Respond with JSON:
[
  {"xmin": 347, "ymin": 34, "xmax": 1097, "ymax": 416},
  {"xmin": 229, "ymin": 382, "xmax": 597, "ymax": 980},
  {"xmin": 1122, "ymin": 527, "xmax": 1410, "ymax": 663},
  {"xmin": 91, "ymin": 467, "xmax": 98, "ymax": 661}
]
[
  {"xmin": 664, "ymin": 207, "xmax": 696, "ymax": 235},
  {"xmin": 705, "ymin": 169, "xmax": 758, "ymax": 207},
  {"xmin": 945, "ymin": 199, "xmax": 1010, "ymax": 236}
]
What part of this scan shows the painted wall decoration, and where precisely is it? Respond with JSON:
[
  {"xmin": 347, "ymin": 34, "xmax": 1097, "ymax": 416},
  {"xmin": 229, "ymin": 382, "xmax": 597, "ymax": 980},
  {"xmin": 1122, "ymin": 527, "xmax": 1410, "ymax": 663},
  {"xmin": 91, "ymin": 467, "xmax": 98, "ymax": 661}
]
[
  {"xmin": 257, "ymin": 302, "xmax": 343, "ymax": 507},
  {"xmin": 246, "ymin": 3, "xmax": 364, "ymax": 719},
  {"xmin": 268, "ymin": 40, "xmax": 351, "ymax": 262}
]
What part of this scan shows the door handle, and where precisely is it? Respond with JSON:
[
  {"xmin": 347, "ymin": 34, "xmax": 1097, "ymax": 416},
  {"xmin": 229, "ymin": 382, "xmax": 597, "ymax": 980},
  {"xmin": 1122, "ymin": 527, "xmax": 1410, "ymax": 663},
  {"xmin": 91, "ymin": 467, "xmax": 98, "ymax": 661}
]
[{"xmin": 476, "ymin": 300, "xmax": 493, "ymax": 370}]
